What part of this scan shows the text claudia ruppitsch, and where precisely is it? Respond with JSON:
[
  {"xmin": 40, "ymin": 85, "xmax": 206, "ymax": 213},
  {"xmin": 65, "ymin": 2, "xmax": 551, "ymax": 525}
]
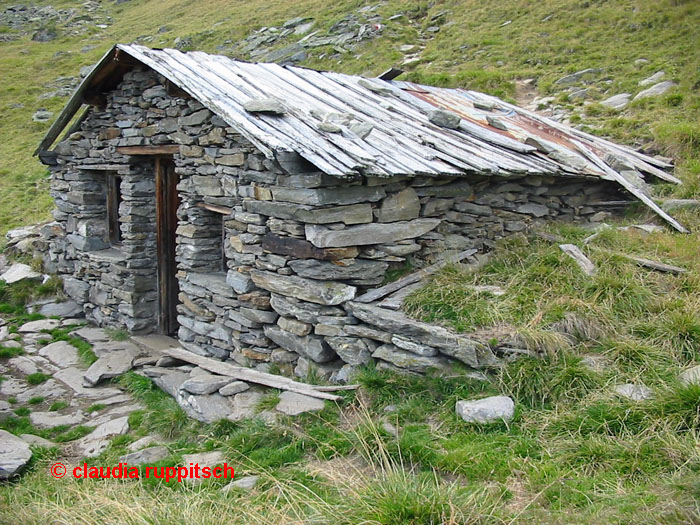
[{"xmin": 69, "ymin": 462, "xmax": 235, "ymax": 483}]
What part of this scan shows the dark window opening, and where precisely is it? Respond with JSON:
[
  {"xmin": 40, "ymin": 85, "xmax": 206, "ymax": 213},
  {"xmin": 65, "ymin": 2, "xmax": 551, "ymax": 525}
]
[
  {"xmin": 106, "ymin": 174, "xmax": 122, "ymax": 245},
  {"xmin": 221, "ymin": 216, "xmax": 227, "ymax": 272}
]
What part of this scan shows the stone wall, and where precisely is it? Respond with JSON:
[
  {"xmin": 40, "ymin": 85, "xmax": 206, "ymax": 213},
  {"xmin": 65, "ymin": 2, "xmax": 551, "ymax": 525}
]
[{"xmin": 46, "ymin": 66, "xmax": 625, "ymax": 379}]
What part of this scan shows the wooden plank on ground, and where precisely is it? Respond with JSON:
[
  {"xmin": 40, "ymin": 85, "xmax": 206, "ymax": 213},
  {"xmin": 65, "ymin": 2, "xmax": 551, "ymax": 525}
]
[
  {"xmin": 355, "ymin": 248, "xmax": 477, "ymax": 304},
  {"xmin": 163, "ymin": 347, "xmax": 342, "ymax": 401},
  {"xmin": 559, "ymin": 244, "xmax": 596, "ymax": 276}
]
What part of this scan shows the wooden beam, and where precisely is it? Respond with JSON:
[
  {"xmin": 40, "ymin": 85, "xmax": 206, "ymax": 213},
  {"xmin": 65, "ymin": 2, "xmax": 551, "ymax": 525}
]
[
  {"xmin": 196, "ymin": 202, "xmax": 233, "ymax": 215},
  {"xmin": 163, "ymin": 347, "xmax": 342, "ymax": 401},
  {"xmin": 117, "ymin": 145, "xmax": 180, "ymax": 156},
  {"xmin": 355, "ymin": 248, "xmax": 477, "ymax": 304}
]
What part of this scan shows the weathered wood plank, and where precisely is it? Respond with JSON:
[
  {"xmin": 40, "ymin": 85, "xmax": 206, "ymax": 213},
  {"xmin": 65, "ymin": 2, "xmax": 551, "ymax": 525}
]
[
  {"xmin": 355, "ymin": 248, "xmax": 477, "ymax": 303},
  {"xmin": 559, "ymin": 244, "xmax": 596, "ymax": 276},
  {"xmin": 163, "ymin": 347, "xmax": 341, "ymax": 401},
  {"xmin": 261, "ymin": 233, "xmax": 359, "ymax": 260}
]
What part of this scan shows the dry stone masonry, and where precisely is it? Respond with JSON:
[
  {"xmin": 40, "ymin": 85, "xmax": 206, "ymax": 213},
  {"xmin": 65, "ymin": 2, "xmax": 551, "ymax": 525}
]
[{"xmin": 44, "ymin": 67, "xmax": 625, "ymax": 381}]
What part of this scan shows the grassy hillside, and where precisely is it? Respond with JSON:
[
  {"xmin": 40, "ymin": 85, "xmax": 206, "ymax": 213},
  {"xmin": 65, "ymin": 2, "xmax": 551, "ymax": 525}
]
[{"xmin": 0, "ymin": 0, "xmax": 699, "ymax": 236}]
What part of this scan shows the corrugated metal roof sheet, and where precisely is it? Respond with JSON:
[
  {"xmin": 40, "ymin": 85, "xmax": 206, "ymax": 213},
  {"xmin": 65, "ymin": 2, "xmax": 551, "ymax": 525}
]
[{"xmin": 37, "ymin": 44, "xmax": 685, "ymax": 232}]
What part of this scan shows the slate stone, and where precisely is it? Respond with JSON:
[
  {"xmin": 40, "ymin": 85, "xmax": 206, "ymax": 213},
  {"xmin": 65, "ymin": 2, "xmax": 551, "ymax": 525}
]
[
  {"xmin": 54, "ymin": 367, "xmax": 122, "ymax": 399},
  {"xmin": 226, "ymin": 270, "xmax": 255, "ymax": 294},
  {"xmin": 127, "ymin": 435, "xmax": 160, "ymax": 452},
  {"xmin": 639, "ymin": 70, "xmax": 665, "ymax": 86},
  {"xmin": 264, "ymin": 325, "xmax": 336, "ymax": 363},
  {"xmin": 19, "ymin": 434, "xmax": 56, "ymax": 448},
  {"xmin": 75, "ymin": 416, "xmax": 130, "ymax": 458},
  {"xmin": 222, "ymin": 475, "xmax": 260, "ymax": 493},
  {"xmin": 180, "ymin": 375, "xmax": 233, "ymax": 395},
  {"xmin": 601, "ymin": 93, "xmax": 631, "ymax": 110},
  {"xmin": 277, "ymin": 316, "xmax": 312, "ymax": 336},
  {"xmin": 0, "ymin": 263, "xmax": 41, "ymax": 284},
  {"xmin": 346, "ymin": 302, "xmax": 486, "ymax": 367},
  {"xmin": 455, "ymin": 396, "xmax": 514, "ymax": 423},
  {"xmin": 83, "ymin": 351, "xmax": 136, "ymax": 386},
  {"xmin": 38, "ymin": 300, "xmax": 83, "ymax": 318},
  {"xmin": 152, "ymin": 370, "xmax": 190, "ymax": 398},
  {"xmin": 554, "ymin": 68, "xmax": 602, "ymax": 85},
  {"xmin": 119, "ymin": 446, "xmax": 170, "ymax": 465},
  {"xmin": 325, "ymin": 337, "xmax": 372, "ymax": 365},
  {"xmin": 7, "ymin": 356, "xmax": 39, "ymax": 376},
  {"xmin": 271, "ymin": 186, "xmax": 385, "ymax": 206},
  {"xmin": 39, "ymin": 341, "xmax": 81, "ymax": 368},
  {"xmin": 73, "ymin": 327, "xmax": 111, "ymax": 344},
  {"xmin": 390, "ymin": 335, "xmax": 438, "ymax": 357},
  {"xmin": 245, "ymin": 200, "xmax": 373, "ymax": 225},
  {"xmin": 270, "ymin": 294, "xmax": 345, "ymax": 324},
  {"xmin": 377, "ymin": 187, "xmax": 421, "ymax": 222},
  {"xmin": 218, "ymin": 381, "xmax": 250, "ymax": 396},
  {"xmin": 30, "ymin": 411, "xmax": 85, "ymax": 429},
  {"xmin": 515, "ymin": 203, "xmax": 549, "ymax": 217},
  {"xmin": 305, "ymin": 219, "xmax": 441, "ymax": 248},
  {"xmin": 633, "ymin": 81, "xmax": 676, "ymax": 101},
  {"xmin": 428, "ymin": 109, "xmax": 461, "ymax": 129},
  {"xmin": 0, "ymin": 430, "xmax": 32, "ymax": 479},
  {"xmin": 18, "ymin": 319, "xmax": 60, "ymax": 333},
  {"xmin": 227, "ymin": 391, "xmax": 264, "ymax": 421},
  {"xmin": 680, "ymin": 365, "xmax": 700, "ymax": 386},
  {"xmin": 250, "ymin": 270, "xmax": 356, "ymax": 305},
  {"xmin": 614, "ymin": 383, "xmax": 654, "ymax": 401},
  {"xmin": 182, "ymin": 450, "xmax": 224, "ymax": 470},
  {"xmin": 180, "ymin": 109, "xmax": 212, "ymax": 126},
  {"xmin": 372, "ymin": 344, "xmax": 451, "ymax": 373},
  {"xmin": 349, "ymin": 122, "xmax": 374, "ymax": 139},
  {"xmin": 288, "ymin": 259, "xmax": 388, "ymax": 281},
  {"xmin": 275, "ymin": 391, "xmax": 325, "ymax": 416},
  {"xmin": 176, "ymin": 392, "xmax": 234, "ymax": 424},
  {"xmin": 243, "ymin": 98, "xmax": 285, "ymax": 114},
  {"xmin": 16, "ymin": 379, "xmax": 68, "ymax": 404}
]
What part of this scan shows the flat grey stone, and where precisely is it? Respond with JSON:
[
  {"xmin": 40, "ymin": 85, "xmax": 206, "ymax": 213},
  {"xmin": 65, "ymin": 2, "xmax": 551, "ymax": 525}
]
[
  {"xmin": 54, "ymin": 367, "xmax": 122, "ymax": 399},
  {"xmin": 456, "ymin": 396, "xmax": 514, "ymax": 424},
  {"xmin": 275, "ymin": 391, "xmax": 325, "ymax": 416},
  {"xmin": 614, "ymin": 383, "xmax": 654, "ymax": 401},
  {"xmin": 243, "ymin": 98, "xmax": 285, "ymax": 114},
  {"xmin": 428, "ymin": 109, "xmax": 461, "ymax": 129},
  {"xmin": 270, "ymin": 186, "xmax": 385, "ymax": 206},
  {"xmin": 270, "ymin": 294, "xmax": 344, "ymax": 324},
  {"xmin": 251, "ymin": 270, "xmax": 356, "ymax": 306},
  {"xmin": 305, "ymin": 219, "xmax": 441, "ymax": 248},
  {"xmin": 30, "ymin": 410, "xmax": 85, "ymax": 429},
  {"xmin": 554, "ymin": 68, "xmax": 602, "ymax": 85},
  {"xmin": 218, "ymin": 381, "xmax": 250, "ymax": 396},
  {"xmin": 227, "ymin": 391, "xmax": 264, "ymax": 422},
  {"xmin": 277, "ymin": 317, "xmax": 311, "ymax": 337},
  {"xmin": 0, "ymin": 378, "xmax": 28, "ymax": 396},
  {"xmin": 680, "ymin": 365, "xmax": 700, "ymax": 386},
  {"xmin": 16, "ymin": 379, "xmax": 68, "ymax": 403},
  {"xmin": 633, "ymin": 81, "xmax": 676, "ymax": 101},
  {"xmin": 7, "ymin": 356, "xmax": 40, "ymax": 375},
  {"xmin": 222, "ymin": 474, "xmax": 260, "ymax": 493},
  {"xmin": 38, "ymin": 301, "xmax": 83, "ymax": 318},
  {"xmin": 182, "ymin": 451, "xmax": 225, "ymax": 482},
  {"xmin": 601, "ymin": 93, "xmax": 631, "ymax": 110},
  {"xmin": 288, "ymin": 259, "xmax": 388, "ymax": 281},
  {"xmin": 20, "ymin": 434, "xmax": 56, "ymax": 448},
  {"xmin": 152, "ymin": 370, "xmax": 190, "ymax": 398},
  {"xmin": 119, "ymin": 446, "xmax": 169, "ymax": 465},
  {"xmin": 372, "ymin": 344, "xmax": 451, "ymax": 374},
  {"xmin": 176, "ymin": 391, "xmax": 234, "ymax": 424},
  {"xmin": 245, "ymin": 200, "xmax": 373, "ymax": 225},
  {"xmin": 39, "ymin": 341, "xmax": 81, "ymax": 368},
  {"xmin": 377, "ymin": 187, "xmax": 421, "ymax": 222},
  {"xmin": 264, "ymin": 325, "xmax": 336, "ymax": 363},
  {"xmin": 639, "ymin": 70, "xmax": 665, "ymax": 86},
  {"xmin": 180, "ymin": 375, "xmax": 233, "ymax": 395},
  {"xmin": 325, "ymin": 337, "xmax": 372, "ymax": 366},
  {"xmin": 0, "ymin": 430, "xmax": 32, "ymax": 479},
  {"xmin": 18, "ymin": 319, "xmax": 60, "ymax": 333},
  {"xmin": 127, "ymin": 435, "xmax": 159, "ymax": 452},
  {"xmin": 73, "ymin": 327, "xmax": 111, "ymax": 344},
  {"xmin": 390, "ymin": 335, "xmax": 438, "ymax": 357},
  {"xmin": 0, "ymin": 263, "xmax": 41, "ymax": 284},
  {"xmin": 83, "ymin": 351, "xmax": 136, "ymax": 386}
]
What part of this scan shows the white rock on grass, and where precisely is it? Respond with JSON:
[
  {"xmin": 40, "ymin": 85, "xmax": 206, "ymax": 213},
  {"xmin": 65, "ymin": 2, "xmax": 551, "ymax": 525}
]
[
  {"xmin": 30, "ymin": 410, "xmax": 85, "ymax": 429},
  {"xmin": 18, "ymin": 319, "xmax": 60, "ymax": 333},
  {"xmin": 614, "ymin": 383, "xmax": 654, "ymax": 401},
  {"xmin": 0, "ymin": 430, "xmax": 33, "ymax": 479},
  {"xmin": 127, "ymin": 435, "xmax": 159, "ymax": 452},
  {"xmin": 75, "ymin": 416, "xmax": 130, "ymax": 458},
  {"xmin": 275, "ymin": 391, "xmax": 325, "ymax": 416},
  {"xmin": 0, "ymin": 263, "xmax": 42, "ymax": 284},
  {"xmin": 455, "ymin": 396, "xmax": 515, "ymax": 424},
  {"xmin": 633, "ymin": 81, "xmax": 676, "ymax": 101},
  {"xmin": 20, "ymin": 434, "xmax": 57, "ymax": 448},
  {"xmin": 83, "ymin": 351, "xmax": 136, "ymax": 386},
  {"xmin": 118, "ymin": 446, "xmax": 169, "ymax": 466},
  {"xmin": 679, "ymin": 365, "xmax": 700, "ymax": 386},
  {"xmin": 221, "ymin": 475, "xmax": 260, "ymax": 493},
  {"xmin": 39, "ymin": 341, "xmax": 82, "ymax": 368}
]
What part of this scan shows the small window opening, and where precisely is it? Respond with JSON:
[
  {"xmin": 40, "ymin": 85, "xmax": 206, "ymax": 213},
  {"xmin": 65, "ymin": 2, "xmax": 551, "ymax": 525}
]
[
  {"xmin": 106, "ymin": 174, "xmax": 122, "ymax": 245},
  {"xmin": 221, "ymin": 216, "xmax": 227, "ymax": 272}
]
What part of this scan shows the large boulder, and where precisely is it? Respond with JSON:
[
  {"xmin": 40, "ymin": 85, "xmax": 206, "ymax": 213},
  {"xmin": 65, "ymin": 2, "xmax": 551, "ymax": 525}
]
[
  {"xmin": 455, "ymin": 396, "xmax": 515, "ymax": 424},
  {"xmin": 0, "ymin": 430, "xmax": 33, "ymax": 479}
]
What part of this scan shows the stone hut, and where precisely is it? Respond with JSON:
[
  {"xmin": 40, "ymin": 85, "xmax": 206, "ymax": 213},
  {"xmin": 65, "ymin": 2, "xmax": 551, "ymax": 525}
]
[{"xmin": 35, "ymin": 44, "xmax": 683, "ymax": 379}]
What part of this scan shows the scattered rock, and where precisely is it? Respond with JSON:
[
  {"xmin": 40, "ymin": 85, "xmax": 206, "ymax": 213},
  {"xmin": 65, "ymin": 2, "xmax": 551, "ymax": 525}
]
[
  {"xmin": 227, "ymin": 391, "xmax": 264, "ymax": 421},
  {"xmin": 243, "ymin": 98, "xmax": 285, "ymax": 115},
  {"xmin": 633, "ymin": 81, "xmax": 676, "ymax": 101},
  {"xmin": 0, "ymin": 430, "xmax": 32, "ymax": 479},
  {"xmin": 554, "ymin": 68, "xmax": 602, "ymax": 86},
  {"xmin": 37, "ymin": 300, "xmax": 83, "ymax": 318},
  {"xmin": 20, "ymin": 434, "xmax": 56, "ymax": 448},
  {"xmin": 181, "ymin": 374, "xmax": 233, "ymax": 395},
  {"xmin": 181, "ymin": 450, "xmax": 225, "ymax": 482},
  {"xmin": 601, "ymin": 93, "xmax": 631, "ymax": 110},
  {"xmin": 0, "ymin": 263, "xmax": 42, "ymax": 284},
  {"xmin": 614, "ymin": 383, "xmax": 653, "ymax": 401},
  {"xmin": 177, "ymin": 392, "xmax": 233, "ymax": 424},
  {"xmin": 32, "ymin": 109, "xmax": 54, "ymax": 122},
  {"xmin": 679, "ymin": 365, "xmax": 700, "ymax": 386},
  {"xmin": 428, "ymin": 109, "xmax": 461, "ymax": 129},
  {"xmin": 18, "ymin": 318, "xmax": 59, "ymax": 333},
  {"xmin": 639, "ymin": 71, "xmax": 664, "ymax": 87},
  {"xmin": 127, "ymin": 435, "xmax": 159, "ymax": 452},
  {"xmin": 275, "ymin": 391, "xmax": 325, "ymax": 416},
  {"xmin": 119, "ymin": 446, "xmax": 169, "ymax": 465},
  {"xmin": 83, "ymin": 351, "xmax": 136, "ymax": 386},
  {"xmin": 38, "ymin": 341, "xmax": 81, "ymax": 368},
  {"xmin": 455, "ymin": 396, "xmax": 515, "ymax": 424},
  {"xmin": 30, "ymin": 410, "xmax": 85, "ymax": 429},
  {"xmin": 218, "ymin": 381, "xmax": 250, "ymax": 396},
  {"xmin": 75, "ymin": 416, "xmax": 130, "ymax": 457},
  {"xmin": 222, "ymin": 475, "xmax": 260, "ymax": 493}
]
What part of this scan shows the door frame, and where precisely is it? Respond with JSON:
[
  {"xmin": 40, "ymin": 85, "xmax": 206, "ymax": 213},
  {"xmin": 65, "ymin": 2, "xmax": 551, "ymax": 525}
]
[{"xmin": 154, "ymin": 157, "xmax": 180, "ymax": 335}]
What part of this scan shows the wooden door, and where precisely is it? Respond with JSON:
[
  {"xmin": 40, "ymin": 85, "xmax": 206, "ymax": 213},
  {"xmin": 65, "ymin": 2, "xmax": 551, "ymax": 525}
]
[{"xmin": 155, "ymin": 157, "xmax": 180, "ymax": 335}]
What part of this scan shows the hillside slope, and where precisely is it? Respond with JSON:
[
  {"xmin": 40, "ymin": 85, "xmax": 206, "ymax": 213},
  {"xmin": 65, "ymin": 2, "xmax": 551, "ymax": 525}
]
[{"xmin": 0, "ymin": 0, "xmax": 698, "ymax": 237}]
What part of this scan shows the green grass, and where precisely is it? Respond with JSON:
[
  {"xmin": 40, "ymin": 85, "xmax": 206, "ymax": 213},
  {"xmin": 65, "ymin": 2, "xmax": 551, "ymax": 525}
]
[
  {"xmin": 25, "ymin": 372, "xmax": 51, "ymax": 385},
  {"xmin": 48, "ymin": 401, "xmax": 69, "ymax": 412},
  {"xmin": 0, "ymin": 345, "xmax": 23, "ymax": 359}
]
